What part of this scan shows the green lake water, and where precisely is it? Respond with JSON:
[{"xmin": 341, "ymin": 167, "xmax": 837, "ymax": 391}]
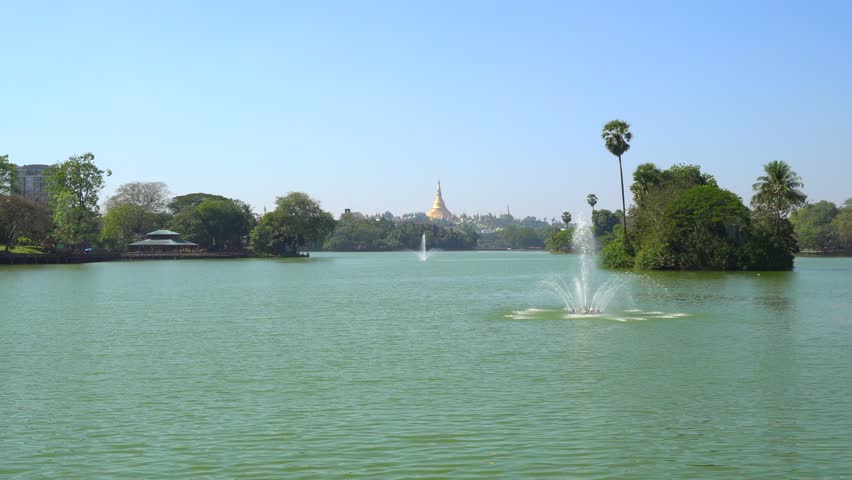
[{"xmin": 1, "ymin": 252, "xmax": 851, "ymax": 478}]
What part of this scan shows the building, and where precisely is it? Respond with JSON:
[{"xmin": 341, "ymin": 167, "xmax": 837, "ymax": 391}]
[
  {"xmin": 16, "ymin": 164, "xmax": 50, "ymax": 203},
  {"xmin": 426, "ymin": 180, "xmax": 456, "ymax": 222},
  {"xmin": 128, "ymin": 230, "xmax": 198, "ymax": 252}
]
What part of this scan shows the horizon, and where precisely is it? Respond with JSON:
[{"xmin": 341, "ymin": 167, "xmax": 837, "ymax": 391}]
[{"xmin": 2, "ymin": 1, "xmax": 851, "ymax": 218}]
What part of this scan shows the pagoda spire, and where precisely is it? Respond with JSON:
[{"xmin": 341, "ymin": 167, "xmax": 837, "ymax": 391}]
[{"xmin": 426, "ymin": 179, "xmax": 454, "ymax": 221}]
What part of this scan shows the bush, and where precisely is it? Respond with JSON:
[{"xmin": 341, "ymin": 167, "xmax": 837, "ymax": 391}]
[
  {"xmin": 634, "ymin": 240, "xmax": 676, "ymax": 270},
  {"xmin": 600, "ymin": 236, "xmax": 634, "ymax": 268}
]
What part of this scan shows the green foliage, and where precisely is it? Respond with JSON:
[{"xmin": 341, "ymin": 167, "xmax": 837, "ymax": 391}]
[
  {"xmin": 832, "ymin": 201, "xmax": 852, "ymax": 250},
  {"xmin": 592, "ymin": 208, "xmax": 621, "ymax": 246},
  {"xmin": 101, "ymin": 181, "xmax": 173, "ymax": 250},
  {"xmin": 323, "ymin": 212, "xmax": 479, "ymax": 251},
  {"xmin": 325, "ymin": 212, "xmax": 387, "ymax": 250},
  {"xmin": 561, "ymin": 211, "xmax": 572, "ymax": 225},
  {"xmin": 494, "ymin": 225, "xmax": 547, "ymax": 249},
  {"xmin": 170, "ymin": 193, "xmax": 256, "ymax": 251},
  {"xmin": 739, "ymin": 215, "xmax": 797, "ymax": 270},
  {"xmin": 251, "ymin": 192, "xmax": 334, "ymax": 255},
  {"xmin": 101, "ymin": 204, "xmax": 165, "ymax": 251},
  {"xmin": 629, "ymin": 163, "xmax": 716, "ymax": 247},
  {"xmin": 601, "ymin": 120, "xmax": 632, "ymax": 158},
  {"xmin": 789, "ymin": 201, "xmax": 839, "ymax": 251},
  {"xmin": 0, "ymin": 195, "xmax": 53, "ymax": 251},
  {"xmin": 602, "ymin": 119, "xmax": 632, "ymax": 242},
  {"xmin": 46, "ymin": 153, "xmax": 110, "ymax": 246},
  {"xmin": 600, "ymin": 232, "xmax": 634, "ymax": 268},
  {"xmin": 751, "ymin": 161, "xmax": 807, "ymax": 235},
  {"xmin": 634, "ymin": 240, "xmax": 674, "ymax": 270},
  {"xmin": 0, "ymin": 154, "xmax": 18, "ymax": 195},
  {"xmin": 603, "ymin": 162, "xmax": 801, "ymax": 270},
  {"xmin": 586, "ymin": 194, "xmax": 597, "ymax": 212},
  {"xmin": 657, "ymin": 186, "xmax": 751, "ymax": 269},
  {"xmin": 545, "ymin": 227, "xmax": 574, "ymax": 253}
]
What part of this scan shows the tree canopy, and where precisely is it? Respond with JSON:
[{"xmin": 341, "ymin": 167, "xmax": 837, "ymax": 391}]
[
  {"xmin": 250, "ymin": 192, "xmax": 335, "ymax": 255},
  {"xmin": 0, "ymin": 195, "xmax": 53, "ymax": 252},
  {"xmin": 602, "ymin": 162, "xmax": 802, "ymax": 270},
  {"xmin": 169, "ymin": 194, "xmax": 255, "ymax": 251},
  {"xmin": 0, "ymin": 154, "xmax": 18, "ymax": 195},
  {"xmin": 105, "ymin": 181, "xmax": 171, "ymax": 213},
  {"xmin": 752, "ymin": 161, "xmax": 807, "ymax": 233},
  {"xmin": 789, "ymin": 201, "xmax": 839, "ymax": 252},
  {"xmin": 46, "ymin": 153, "xmax": 110, "ymax": 246}
]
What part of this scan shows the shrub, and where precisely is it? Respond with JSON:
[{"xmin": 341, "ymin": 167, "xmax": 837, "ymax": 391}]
[{"xmin": 600, "ymin": 236, "xmax": 634, "ymax": 268}]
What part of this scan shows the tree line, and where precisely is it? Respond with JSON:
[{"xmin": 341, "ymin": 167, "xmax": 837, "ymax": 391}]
[
  {"xmin": 2, "ymin": 145, "xmax": 849, "ymax": 263},
  {"xmin": 0, "ymin": 153, "xmax": 334, "ymax": 256}
]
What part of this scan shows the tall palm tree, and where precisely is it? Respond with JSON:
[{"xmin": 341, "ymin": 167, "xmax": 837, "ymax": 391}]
[
  {"xmin": 586, "ymin": 194, "xmax": 597, "ymax": 215},
  {"xmin": 602, "ymin": 120, "xmax": 632, "ymax": 244},
  {"xmin": 752, "ymin": 160, "xmax": 807, "ymax": 234}
]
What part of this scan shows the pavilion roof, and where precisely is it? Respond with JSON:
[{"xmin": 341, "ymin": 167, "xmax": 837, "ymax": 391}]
[
  {"xmin": 128, "ymin": 238, "xmax": 198, "ymax": 247},
  {"xmin": 146, "ymin": 229, "xmax": 181, "ymax": 236}
]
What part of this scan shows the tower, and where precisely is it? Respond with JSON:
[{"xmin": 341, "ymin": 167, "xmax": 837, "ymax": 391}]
[{"xmin": 426, "ymin": 180, "xmax": 455, "ymax": 221}]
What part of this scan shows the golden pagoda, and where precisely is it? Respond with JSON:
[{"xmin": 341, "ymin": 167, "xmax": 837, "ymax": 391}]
[{"xmin": 426, "ymin": 180, "xmax": 456, "ymax": 221}]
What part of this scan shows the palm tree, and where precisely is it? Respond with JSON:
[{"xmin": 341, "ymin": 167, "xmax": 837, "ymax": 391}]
[
  {"xmin": 561, "ymin": 211, "xmax": 572, "ymax": 225},
  {"xmin": 586, "ymin": 194, "xmax": 597, "ymax": 215},
  {"xmin": 602, "ymin": 120, "xmax": 632, "ymax": 244},
  {"xmin": 752, "ymin": 160, "xmax": 807, "ymax": 234}
]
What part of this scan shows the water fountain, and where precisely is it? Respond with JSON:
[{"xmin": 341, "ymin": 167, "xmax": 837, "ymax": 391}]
[
  {"xmin": 542, "ymin": 216, "xmax": 626, "ymax": 314},
  {"xmin": 418, "ymin": 233, "xmax": 429, "ymax": 261}
]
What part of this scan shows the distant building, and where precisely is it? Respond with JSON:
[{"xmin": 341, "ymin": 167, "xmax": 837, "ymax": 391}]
[
  {"xmin": 426, "ymin": 180, "xmax": 456, "ymax": 222},
  {"xmin": 16, "ymin": 164, "xmax": 50, "ymax": 203}
]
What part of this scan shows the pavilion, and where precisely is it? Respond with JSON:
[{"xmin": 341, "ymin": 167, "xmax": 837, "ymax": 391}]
[{"xmin": 128, "ymin": 230, "xmax": 198, "ymax": 253}]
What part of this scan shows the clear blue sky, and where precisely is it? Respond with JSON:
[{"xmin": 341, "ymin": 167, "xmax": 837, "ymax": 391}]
[{"xmin": 2, "ymin": 1, "xmax": 851, "ymax": 219}]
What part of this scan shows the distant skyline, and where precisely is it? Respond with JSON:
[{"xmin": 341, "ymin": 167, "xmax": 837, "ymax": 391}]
[{"xmin": 2, "ymin": 1, "xmax": 851, "ymax": 219}]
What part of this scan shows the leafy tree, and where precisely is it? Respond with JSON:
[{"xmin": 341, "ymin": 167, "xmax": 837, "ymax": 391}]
[
  {"xmin": 0, "ymin": 195, "xmax": 53, "ymax": 251},
  {"xmin": 602, "ymin": 119, "xmax": 632, "ymax": 244},
  {"xmin": 751, "ymin": 161, "xmax": 807, "ymax": 235},
  {"xmin": 169, "ymin": 193, "xmax": 255, "ymax": 250},
  {"xmin": 833, "ymin": 200, "xmax": 852, "ymax": 250},
  {"xmin": 0, "ymin": 154, "xmax": 18, "ymax": 195},
  {"xmin": 500, "ymin": 225, "xmax": 545, "ymax": 249},
  {"xmin": 251, "ymin": 192, "xmax": 334, "ymax": 255},
  {"xmin": 561, "ymin": 211, "xmax": 572, "ymax": 225},
  {"xmin": 324, "ymin": 212, "xmax": 388, "ymax": 250},
  {"xmin": 586, "ymin": 194, "xmax": 597, "ymax": 214},
  {"xmin": 600, "ymin": 226, "xmax": 634, "ymax": 268},
  {"xmin": 789, "ymin": 201, "xmax": 838, "ymax": 251},
  {"xmin": 628, "ymin": 163, "xmax": 716, "ymax": 250},
  {"xmin": 601, "ymin": 162, "xmax": 800, "ymax": 271},
  {"xmin": 105, "ymin": 181, "xmax": 171, "ymax": 213},
  {"xmin": 592, "ymin": 208, "xmax": 621, "ymax": 245},
  {"xmin": 101, "ymin": 204, "xmax": 162, "ymax": 251},
  {"xmin": 545, "ymin": 226, "xmax": 574, "ymax": 252},
  {"xmin": 46, "ymin": 153, "xmax": 111, "ymax": 247},
  {"xmin": 630, "ymin": 163, "xmax": 662, "ymax": 208},
  {"xmin": 650, "ymin": 186, "xmax": 751, "ymax": 269}
]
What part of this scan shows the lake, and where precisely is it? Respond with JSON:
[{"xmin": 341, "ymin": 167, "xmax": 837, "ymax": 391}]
[{"xmin": 1, "ymin": 252, "xmax": 851, "ymax": 478}]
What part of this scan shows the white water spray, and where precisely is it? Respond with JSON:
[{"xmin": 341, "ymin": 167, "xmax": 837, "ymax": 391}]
[
  {"xmin": 543, "ymin": 216, "xmax": 627, "ymax": 314},
  {"xmin": 418, "ymin": 233, "xmax": 429, "ymax": 261}
]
